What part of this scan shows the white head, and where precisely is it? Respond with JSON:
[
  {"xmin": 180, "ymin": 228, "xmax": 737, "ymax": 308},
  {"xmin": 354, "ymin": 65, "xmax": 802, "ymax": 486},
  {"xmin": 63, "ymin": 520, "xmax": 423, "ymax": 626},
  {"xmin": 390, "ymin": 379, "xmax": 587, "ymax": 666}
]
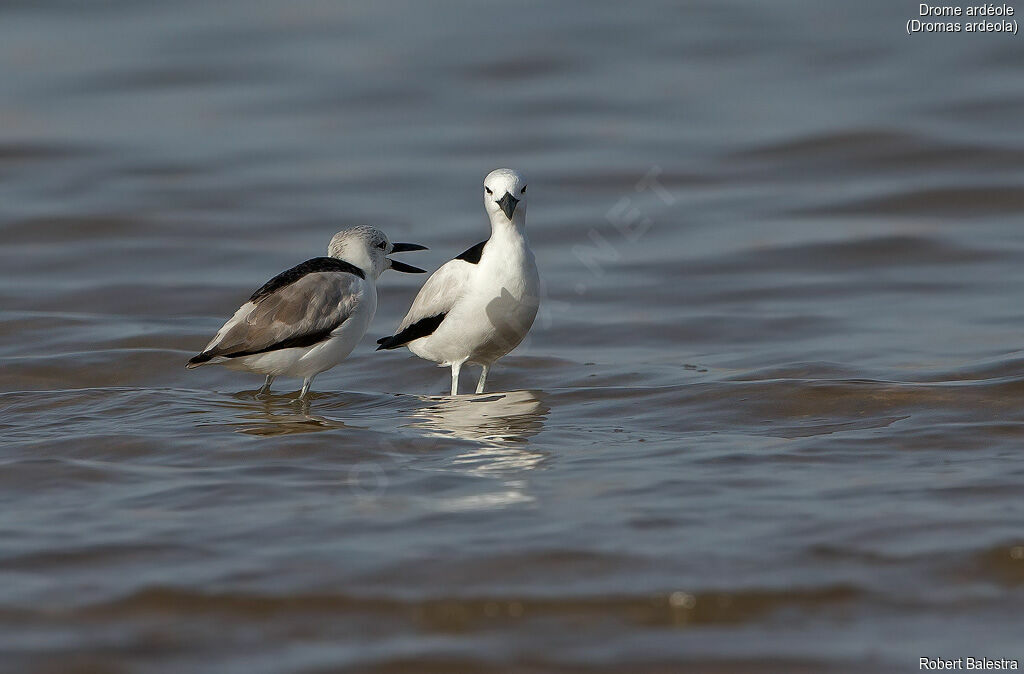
[
  {"xmin": 327, "ymin": 225, "xmax": 427, "ymax": 280},
  {"xmin": 483, "ymin": 168, "xmax": 528, "ymax": 228}
]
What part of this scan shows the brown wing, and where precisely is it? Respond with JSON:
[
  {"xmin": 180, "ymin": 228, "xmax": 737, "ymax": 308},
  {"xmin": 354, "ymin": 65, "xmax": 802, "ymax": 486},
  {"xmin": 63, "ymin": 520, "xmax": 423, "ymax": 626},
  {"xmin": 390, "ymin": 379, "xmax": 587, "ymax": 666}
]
[{"xmin": 191, "ymin": 271, "xmax": 362, "ymax": 363}]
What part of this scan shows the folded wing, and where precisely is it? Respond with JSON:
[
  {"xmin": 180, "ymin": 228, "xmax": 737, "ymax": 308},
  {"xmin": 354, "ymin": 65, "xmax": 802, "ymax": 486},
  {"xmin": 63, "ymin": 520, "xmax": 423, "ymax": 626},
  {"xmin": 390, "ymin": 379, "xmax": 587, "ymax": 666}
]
[
  {"xmin": 376, "ymin": 258, "xmax": 469, "ymax": 350},
  {"xmin": 188, "ymin": 271, "xmax": 361, "ymax": 367}
]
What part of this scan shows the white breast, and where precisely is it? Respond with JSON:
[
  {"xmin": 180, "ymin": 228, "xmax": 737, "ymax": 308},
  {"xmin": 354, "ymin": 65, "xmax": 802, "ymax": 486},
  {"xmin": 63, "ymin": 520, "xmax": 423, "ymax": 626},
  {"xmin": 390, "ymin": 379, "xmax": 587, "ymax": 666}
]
[{"xmin": 411, "ymin": 235, "xmax": 539, "ymax": 366}]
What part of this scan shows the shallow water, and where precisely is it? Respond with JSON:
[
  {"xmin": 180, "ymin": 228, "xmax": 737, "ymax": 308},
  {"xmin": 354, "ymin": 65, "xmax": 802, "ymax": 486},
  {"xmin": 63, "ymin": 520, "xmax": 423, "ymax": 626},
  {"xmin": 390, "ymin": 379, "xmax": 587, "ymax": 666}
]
[{"xmin": 2, "ymin": 1, "xmax": 1024, "ymax": 672}]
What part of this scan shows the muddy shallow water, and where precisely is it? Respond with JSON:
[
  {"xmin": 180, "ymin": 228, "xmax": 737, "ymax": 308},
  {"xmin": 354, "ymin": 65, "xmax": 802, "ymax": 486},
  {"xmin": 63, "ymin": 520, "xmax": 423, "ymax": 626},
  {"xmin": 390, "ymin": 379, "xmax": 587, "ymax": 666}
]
[{"xmin": 2, "ymin": 1, "xmax": 1023, "ymax": 672}]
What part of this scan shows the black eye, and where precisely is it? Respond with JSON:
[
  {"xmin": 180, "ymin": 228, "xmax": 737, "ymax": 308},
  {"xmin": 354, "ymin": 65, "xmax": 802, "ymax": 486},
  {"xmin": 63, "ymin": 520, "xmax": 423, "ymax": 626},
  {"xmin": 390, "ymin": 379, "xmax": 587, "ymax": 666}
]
[
  {"xmin": 377, "ymin": 241, "xmax": 387, "ymax": 250},
  {"xmin": 484, "ymin": 187, "xmax": 493, "ymax": 195},
  {"xmin": 520, "ymin": 186, "xmax": 527, "ymax": 195}
]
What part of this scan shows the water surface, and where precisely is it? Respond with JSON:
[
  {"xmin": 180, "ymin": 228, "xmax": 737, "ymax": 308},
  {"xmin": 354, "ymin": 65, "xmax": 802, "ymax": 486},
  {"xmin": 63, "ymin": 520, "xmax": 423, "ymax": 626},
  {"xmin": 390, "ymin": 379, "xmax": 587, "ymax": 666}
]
[{"xmin": 2, "ymin": 2, "xmax": 1024, "ymax": 672}]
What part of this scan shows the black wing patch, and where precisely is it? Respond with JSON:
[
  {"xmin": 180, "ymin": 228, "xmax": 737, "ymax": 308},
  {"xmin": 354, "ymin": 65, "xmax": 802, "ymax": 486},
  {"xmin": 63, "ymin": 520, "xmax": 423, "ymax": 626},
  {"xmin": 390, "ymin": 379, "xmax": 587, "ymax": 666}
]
[
  {"xmin": 454, "ymin": 240, "xmax": 487, "ymax": 264},
  {"xmin": 375, "ymin": 313, "xmax": 447, "ymax": 350},
  {"xmin": 187, "ymin": 352, "xmax": 213, "ymax": 367},
  {"xmin": 249, "ymin": 257, "xmax": 364, "ymax": 302}
]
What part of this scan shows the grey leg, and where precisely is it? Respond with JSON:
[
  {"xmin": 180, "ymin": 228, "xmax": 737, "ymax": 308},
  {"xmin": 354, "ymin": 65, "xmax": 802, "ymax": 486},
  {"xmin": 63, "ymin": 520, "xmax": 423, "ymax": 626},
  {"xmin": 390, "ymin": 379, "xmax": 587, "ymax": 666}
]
[
  {"xmin": 450, "ymin": 361, "xmax": 463, "ymax": 396},
  {"xmin": 258, "ymin": 375, "xmax": 275, "ymax": 396},
  {"xmin": 296, "ymin": 376, "xmax": 315, "ymax": 402},
  {"xmin": 475, "ymin": 364, "xmax": 490, "ymax": 394}
]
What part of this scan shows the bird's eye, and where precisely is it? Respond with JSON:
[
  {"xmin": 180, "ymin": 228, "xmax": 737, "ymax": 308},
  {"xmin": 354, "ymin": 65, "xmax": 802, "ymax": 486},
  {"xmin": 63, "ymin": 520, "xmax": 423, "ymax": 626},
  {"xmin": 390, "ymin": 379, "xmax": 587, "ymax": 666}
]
[
  {"xmin": 520, "ymin": 186, "xmax": 527, "ymax": 195},
  {"xmin": 377, "ymin": 241, "xmax": 387, "ymax": 250},
  {"xmin": 484, "ymin": 187, "xmax": 493, "ymax": 195}
]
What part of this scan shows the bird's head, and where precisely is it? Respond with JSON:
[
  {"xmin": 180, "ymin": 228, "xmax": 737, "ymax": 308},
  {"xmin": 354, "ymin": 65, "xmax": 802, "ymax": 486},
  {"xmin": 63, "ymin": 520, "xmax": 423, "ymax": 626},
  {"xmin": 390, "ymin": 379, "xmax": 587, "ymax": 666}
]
[
  {"xmin": 482, "ymin": 168, "xmax": 528, "ymax": 226},
  {"xmin": 327, "ymin": 225, "xmax": 427, "ymax": 280}
]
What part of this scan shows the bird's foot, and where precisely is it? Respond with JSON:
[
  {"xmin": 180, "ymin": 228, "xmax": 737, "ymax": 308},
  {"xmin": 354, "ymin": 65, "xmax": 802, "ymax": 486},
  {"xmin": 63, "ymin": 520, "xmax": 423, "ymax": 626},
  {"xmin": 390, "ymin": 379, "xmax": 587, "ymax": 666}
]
[{"xmin": 256, "ymin": 376, "xmax": 276, "ymax": 399}]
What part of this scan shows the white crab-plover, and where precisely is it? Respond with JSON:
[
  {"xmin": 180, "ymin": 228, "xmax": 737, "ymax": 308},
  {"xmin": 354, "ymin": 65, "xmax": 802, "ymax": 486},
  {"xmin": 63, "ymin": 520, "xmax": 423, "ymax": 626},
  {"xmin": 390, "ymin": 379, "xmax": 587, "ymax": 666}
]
[{"xmin": 376, "ymin": 169, "xmax": 540, "ymax": 395}]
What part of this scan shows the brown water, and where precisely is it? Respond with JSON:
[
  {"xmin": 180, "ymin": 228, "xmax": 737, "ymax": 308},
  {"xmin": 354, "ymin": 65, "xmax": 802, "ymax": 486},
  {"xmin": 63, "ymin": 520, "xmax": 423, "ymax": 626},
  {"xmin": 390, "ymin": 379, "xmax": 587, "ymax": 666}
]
[{"xmin": 2, "ymin": 1, "xmax": 1024, "ymax": 672}]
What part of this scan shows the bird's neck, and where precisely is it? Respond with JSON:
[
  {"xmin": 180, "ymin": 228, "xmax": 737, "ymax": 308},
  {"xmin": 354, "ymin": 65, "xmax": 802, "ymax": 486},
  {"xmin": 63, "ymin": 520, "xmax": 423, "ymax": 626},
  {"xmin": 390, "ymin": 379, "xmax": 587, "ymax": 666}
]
[
  {"xmin": 327, "ymin": 242, "xmax": 380, "ymax": 276},
  {"xmin": 489, "ymin": 211, "xmax": 529, "ymax": 247},
  {"xmin": 331, "ymin": 252, "xmax": 378, "ymax": 280}
]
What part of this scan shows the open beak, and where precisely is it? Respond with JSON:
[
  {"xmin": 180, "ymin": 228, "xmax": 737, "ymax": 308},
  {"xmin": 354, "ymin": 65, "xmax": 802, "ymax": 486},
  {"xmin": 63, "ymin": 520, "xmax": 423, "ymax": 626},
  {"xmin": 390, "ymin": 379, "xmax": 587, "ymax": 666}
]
[
  {"xmin": 388, "ymin": 259, "xmax": 426, "ymax": 273},
  {"xmin": 497, "ymin": 192, "xmax": 519, "ymax": 220},
  {"xmin": 390, "ymin": 242, "xmax": 428, "ymax": 253},
  {"xmin": 387, "ymin": 241, "xmax": 427, "ymax": 272}
]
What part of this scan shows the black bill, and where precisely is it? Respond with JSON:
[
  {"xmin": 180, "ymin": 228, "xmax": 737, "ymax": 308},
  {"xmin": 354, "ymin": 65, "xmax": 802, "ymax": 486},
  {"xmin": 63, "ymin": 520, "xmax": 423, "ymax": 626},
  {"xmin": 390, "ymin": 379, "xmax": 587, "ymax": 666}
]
[
  {"xmin": 497, "ymin": 191, "xmax": 519, "ymax": 220},
  {"xmin": 390, "ymin": 242, "xmax": 428, "ymax": 252},
  {"xmin": 389, "ymin": 259, "xmax": 427, "ymax": 273}
]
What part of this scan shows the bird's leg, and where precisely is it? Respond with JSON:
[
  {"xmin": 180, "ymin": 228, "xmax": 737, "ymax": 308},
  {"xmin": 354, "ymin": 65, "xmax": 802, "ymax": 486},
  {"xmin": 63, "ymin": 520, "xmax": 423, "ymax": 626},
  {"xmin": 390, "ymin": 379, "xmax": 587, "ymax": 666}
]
[
  {"xmin": 295, "ymin": 376, "xmax": 315, "ymax": 402},
  {"xmin": 450, "ymin": 361, "xmax": 463, "ymax": 396},
  {"xmin": 475, "ymin": 364, "xmax": 490, "ymax": 394},
  {"xmin": 258, "ymin": 375, "xmax": 275, "ymax": 397}
]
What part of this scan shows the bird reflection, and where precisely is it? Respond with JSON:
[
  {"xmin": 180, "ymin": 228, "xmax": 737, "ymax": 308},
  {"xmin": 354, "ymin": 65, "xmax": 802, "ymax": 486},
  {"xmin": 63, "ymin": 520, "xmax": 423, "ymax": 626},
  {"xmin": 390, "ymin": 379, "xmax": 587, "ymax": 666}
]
[
  {"xmin": 230, "ymin": 407, "xmax": 350, "ymax": 436},
  {"xmin": 214, "ymin": 392, "xmax": 353, "ymax": 436},
  {"xmin": 408, "ymin": 389, "xmax": 549, "ymax": 475}
]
